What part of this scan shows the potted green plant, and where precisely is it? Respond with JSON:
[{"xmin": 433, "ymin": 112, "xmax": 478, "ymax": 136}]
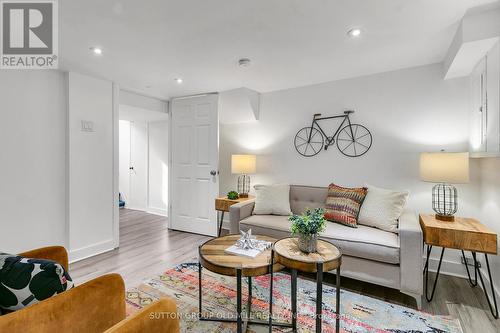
[
  {"xmin": 289, "ymin": 208, "xmax": 326, "ymax": 253},
  {"xmin": 227, "ymin": 191, "xmax": 239, "ymax": 200}
]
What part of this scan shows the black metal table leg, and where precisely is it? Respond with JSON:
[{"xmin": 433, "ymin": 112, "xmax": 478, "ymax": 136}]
[
  {"xmin": 217, "ymin": 211, "xmax": 225, "ymax": 237},
  {"xmin": 268, "ymin": 250, "xmax": 274, "ymax": 333},
  {"xmin": 316, "ymin": 263, "xmax": 323, "ymax": 332},
  {"xmin": 474, "ymin": 253, "xmax": 499, "ymax": 319},
  {"xmin": 237, "ymin": 269, "xmax": 242, "ymax": 333},
  {"xmin": 243, "ymin": 276, "xmax": 252, "ymax": 332},
  {"xmin": 291, "ymin": 269, "xmax": 298, "ymax": 331},
  {"xmin": 336, "ymin": 265, "xmax": 341, "ymax": 332},
  {"xmin": 462, "ymin": 250, "xmax": 478, "ymax": 287},
  {"xmin": 198, "ymin": 261, "xmax": 202, "ymax": 317},
  {"xmin": 423, "ymin": 244, "xmax": 432, "ymax": 274},
  {"xmin": 425, "ymin": 246, "xmax": 498, "ymax": 319},
  {"xmin": 248, "ymin": 276, "xmax": 252, "ymax": 310},
  {"xmin": 199, "ymin": 249, "xmax": 292, "ymax": 332},
  {"xmin": 424, "ymin": 245, "xmax": 445, "ymax": 302}
]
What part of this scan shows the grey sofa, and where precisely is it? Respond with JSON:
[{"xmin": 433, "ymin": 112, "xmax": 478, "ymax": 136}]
[{"xmin": 230, "ymin": 185, "xmax": 423, "ymax": 307}]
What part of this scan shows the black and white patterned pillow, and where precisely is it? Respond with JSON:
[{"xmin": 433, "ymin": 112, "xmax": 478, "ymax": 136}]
[{"xmin": 0, "ymin": 253, "xmax": 74, "ymax": 312}]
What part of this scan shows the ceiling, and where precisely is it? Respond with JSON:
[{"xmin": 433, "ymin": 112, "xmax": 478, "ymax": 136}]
[{"xmin": 59, "ymin": 0, "xmax": 497, "ymax": 100}]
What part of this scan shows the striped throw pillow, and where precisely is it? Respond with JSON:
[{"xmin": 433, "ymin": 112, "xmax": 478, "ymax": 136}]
[{"xmin": 324, "ymin": 183, "xmax": 367, "ymax": 228}]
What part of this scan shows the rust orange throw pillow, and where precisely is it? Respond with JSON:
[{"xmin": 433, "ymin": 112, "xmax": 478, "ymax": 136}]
[{"xmin": 324, "ymin": 183, "xmax": 367, "ymax": 228}]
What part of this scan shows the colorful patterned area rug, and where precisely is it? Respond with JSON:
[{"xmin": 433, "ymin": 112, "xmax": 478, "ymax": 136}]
[{"xmin": 126, "ymin": 263, "xmax": 462, "ymax": 333}]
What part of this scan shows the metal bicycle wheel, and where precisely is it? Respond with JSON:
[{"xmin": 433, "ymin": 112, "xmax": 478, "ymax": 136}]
[
  {"xmin": 294, "ymin": 127, "xmax": 324, "ymax": 157},
  {"xmin": 336, "ymin": 124, "xmax": 372, "ymax": 157}
]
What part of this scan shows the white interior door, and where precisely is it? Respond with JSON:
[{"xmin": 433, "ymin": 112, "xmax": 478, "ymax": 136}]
[
  {"xmin": 119, "ymin": 120, "xmax": 131, "ymax": 204},
  {"xmin": 129, "ymin": 121, "xmax": 148, "ymax": 210},
  {"xmin": 170, "ymin": 94, "xmax": 219, "ymax": 236}
]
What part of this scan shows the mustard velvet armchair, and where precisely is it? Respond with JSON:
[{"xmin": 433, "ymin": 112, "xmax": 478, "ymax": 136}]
[{"xmin": 0, "ymin": 246, "xmax": 180, "ymax": 333}]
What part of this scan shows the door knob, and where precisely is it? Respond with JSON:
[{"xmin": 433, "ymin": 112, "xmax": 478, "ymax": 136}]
[{"xmin": 210, "ymin": 170, "xmax": 217, "ymax": 176}]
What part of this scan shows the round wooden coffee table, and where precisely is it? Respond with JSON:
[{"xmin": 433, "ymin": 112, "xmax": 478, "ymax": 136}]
[
  {"xmin": 198, "ymin": 235, "xmax": 290, "ymax": 333},
  {"xmin": 271, "ymin": 237, "xmax": 342, "ymax": 332}
]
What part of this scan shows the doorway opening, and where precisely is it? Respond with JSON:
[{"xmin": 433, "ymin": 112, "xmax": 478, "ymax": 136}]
[{"xmin": 119, "ymin": 103, "xmax": 169, "ymax": 217}]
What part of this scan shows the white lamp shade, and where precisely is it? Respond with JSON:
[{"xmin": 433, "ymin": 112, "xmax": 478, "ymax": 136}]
[
  {"xmin": 231, "ymin": 155, "xmax": 256, "ymax": 174},
  {"xmin": 420, "ymin": 152, "xmax": 469, "ymax": 184}
]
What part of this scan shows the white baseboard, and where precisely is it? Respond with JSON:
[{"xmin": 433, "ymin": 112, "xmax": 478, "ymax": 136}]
[
  {"xmin": 147, "ymin": 207, "xmax": 168, "ymax": 217},
  {"xmin": 427, "ymin": 256, "xmax": 468, "ymax": 278},
  {"xmin": 126, "ymin": 205, "xmax": 147, "ymax": 211},
  {"xmin": 69, "ymin": 239, "xmax": 116, "ymax": 263}
]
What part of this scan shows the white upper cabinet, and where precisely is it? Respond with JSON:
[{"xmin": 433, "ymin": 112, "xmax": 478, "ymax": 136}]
[
  {"xmin": 443, "ymin": 5, "xmax": 499, "ymax": 157},
  {"xmin": 469, "ymin": 42, "xmax": 500, "ymax": 156}
]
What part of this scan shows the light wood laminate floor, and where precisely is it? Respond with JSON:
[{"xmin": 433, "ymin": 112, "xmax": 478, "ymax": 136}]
[{"xmin": 70, "ymin": 209, "xmax": 499, "ymax": 333}]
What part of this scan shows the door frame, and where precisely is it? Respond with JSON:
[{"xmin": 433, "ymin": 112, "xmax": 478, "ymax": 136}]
[{"xmin": 168, "ymin": 92, "xmax": 219, "ymax": 232}]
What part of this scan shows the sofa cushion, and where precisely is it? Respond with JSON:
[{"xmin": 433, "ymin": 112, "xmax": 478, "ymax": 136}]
[
  {"xmin": 324, "ymin": 183, "xmax": 367, "ymax": 228},
  {"xmin": 0, "ymin": 253, "xmax": 74, "ymax": 312},
  {"xmin": 253, "ymin": 184, "xmax": 292, "ymax": 216},
  {"xmin": 240, "ymin": 215, "xmax": 400, "ymax": 264},
  {"xmin": 358, "ymin": 184, "xmax": 409, "ymax": 233}
]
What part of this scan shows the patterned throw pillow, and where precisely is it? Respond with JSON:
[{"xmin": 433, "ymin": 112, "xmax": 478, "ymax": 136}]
[
  {"xmin": 324, "ymin": 183, "xmax": 368, "ymax": 228},
  {"xmin": 0, "ymin": 253, "xmax": 74, "ymax": 313}
]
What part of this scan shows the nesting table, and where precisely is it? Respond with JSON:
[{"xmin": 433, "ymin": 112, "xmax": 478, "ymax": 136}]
[
  {"xmin": 198, "ymin": 235, "xmax": 291, "ymax": 333},
  {"xmin": 271, "ymin": 237, "xmax": 342, "ymax": 332}
]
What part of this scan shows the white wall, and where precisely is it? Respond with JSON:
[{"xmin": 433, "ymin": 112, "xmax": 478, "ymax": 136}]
[
  {"xmin": 148, "ymin": 121, "xmax": 169, "ymax": 215},
  {"xmin": 220, "ymin": 63, "xmax": 480, "ymax": 274},
  {"xmin": 68, "ymin": 72, "xmax": 115, "ymax": 261},
  {"xmin": 478, "ymin": 157, "xmax": 500, "ymax": 300},
  {"xmin": 0, "ymin": 70, "xmax": 67, "ymax": 253}
]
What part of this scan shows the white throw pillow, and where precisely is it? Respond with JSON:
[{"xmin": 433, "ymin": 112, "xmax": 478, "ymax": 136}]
[
  {"xmin": 358, "ymin": 184, "xmax": 409, "ymax": 233},
  {"xmin": 253, "ymin": 184, "xmax": 292, "ymax": 216}
]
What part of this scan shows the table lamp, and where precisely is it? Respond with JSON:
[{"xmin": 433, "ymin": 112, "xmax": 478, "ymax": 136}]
[
  {"xmin": 231, "ymin": 154, "xmax": 256, "ymax": 198},
  {"xmin": 420, "ymin": 152, "xmax": 469, "ymax": 221}
]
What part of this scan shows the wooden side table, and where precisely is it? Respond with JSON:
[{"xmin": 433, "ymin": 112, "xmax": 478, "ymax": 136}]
[
  {"xmin": 271, "ymin": 237, "xmax": 342, "ymax": 332},
  {"xmin": 420, "ymin": 214, "xmax": 498, "ymax": 318},
  {"xmin": 215, "ymin": 195, "xmax": 254, "ymax": 237},
  {"xmin": 198, "ymin": 235, "xmax": 290, "ymax": 333}
]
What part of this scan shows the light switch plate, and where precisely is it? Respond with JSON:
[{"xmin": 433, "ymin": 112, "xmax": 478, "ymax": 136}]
[{"xmin": 81, "ymin": 120, "xmax": 94, "ymax": 132}]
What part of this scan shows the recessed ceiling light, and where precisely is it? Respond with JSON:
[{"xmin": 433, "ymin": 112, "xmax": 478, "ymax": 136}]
[
  {"xmin": 238, "ymin": 58, "xmax": 251, "ymax": 67},
  {"xmin": 174, "ymin": 78, "xmax": 183, "ymax": 84},
  {"xmin": 347, "ymin": 28, "xmax": 362, "ymax": 38},
  {"xmin": 90, "ymin": 47, "xmax": 103, "ymax": 55}
]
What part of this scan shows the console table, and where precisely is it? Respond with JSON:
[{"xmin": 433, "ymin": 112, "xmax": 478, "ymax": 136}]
[{"xmin": 419, "ymin": 214, "xmax": 498, "ymax": 319}]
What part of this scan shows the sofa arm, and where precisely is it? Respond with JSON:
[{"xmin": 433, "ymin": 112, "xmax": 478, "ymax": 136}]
[
  {"xmin": 399, "ymin": 210, "xmax": 423, "ymax": 296},
  {"xmin": 19, "ymin": 246, "xmax": 69, "ymax": 271},
  {"xmin": 229, "ymin": 199, "xmax": 255, "ymax": 233},
  {"xmin": 0, "ymin": 274, "xmax": 126, "ymax": 333},
  {"xmin": 104, "ymin": 298, "xmax": 179, "ymax": 333}
]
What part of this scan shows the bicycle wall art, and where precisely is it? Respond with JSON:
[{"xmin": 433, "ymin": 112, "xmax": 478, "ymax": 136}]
[{"xmin": 294, "ymin": 110, "xmax": 373, "ymax": 157}]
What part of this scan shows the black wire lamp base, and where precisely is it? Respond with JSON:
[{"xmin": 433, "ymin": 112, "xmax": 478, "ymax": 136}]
[
  {"xmin": 237, "ymin": 174, "xmax": 251, "ymax": 198},
  {"xmin": 432, "ymin": 183, "xmax": 458, "ymax": 222}
]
